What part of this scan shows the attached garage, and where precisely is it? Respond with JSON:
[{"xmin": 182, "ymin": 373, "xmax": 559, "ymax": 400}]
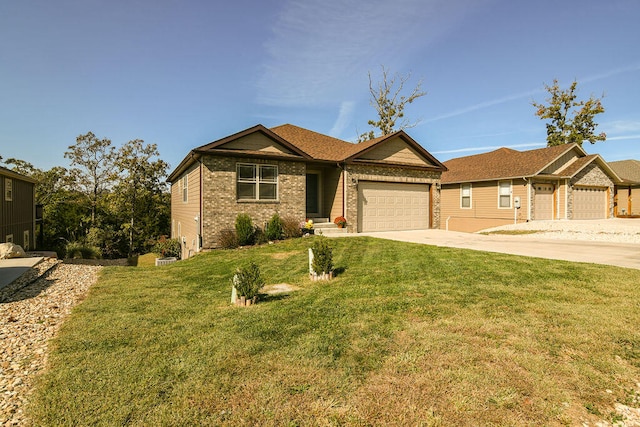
[
  {"xmin": 573, "ymin": 186, "xmax": 608, "ymax": 219},
  {"xmin": 358, "ymin": 181, "xmax": 430, "ymax": 232}
]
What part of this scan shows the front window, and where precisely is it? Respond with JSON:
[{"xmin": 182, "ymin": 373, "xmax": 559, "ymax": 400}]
[
  {"xmin": 461, "ymin": 183, "xmax": 472, "ymax": 208},
  {"xmin": 499, "ymin": 181, "xmax": 512, "ymax": 208},
  {"xmin": 237, "ymin": 163, "xmax": 278, "ymax": 201}
]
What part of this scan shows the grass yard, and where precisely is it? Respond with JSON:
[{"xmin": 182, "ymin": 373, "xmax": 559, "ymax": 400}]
[{"xmin": 29, "ymin": 237, "xmax": 640, "ymax": 426}]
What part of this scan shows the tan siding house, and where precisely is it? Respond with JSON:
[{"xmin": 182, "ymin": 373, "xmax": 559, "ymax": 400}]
[
  {"xmin": 168, "ymin": 124, "xmax": 446, "ymax": 258},
  {"xmin": 1, "ymin": 166, "xmax": 36, "ymax": 250},
  {"xmin": 440, "ymin": 144, "xmax": 622, "ymax": 232}
]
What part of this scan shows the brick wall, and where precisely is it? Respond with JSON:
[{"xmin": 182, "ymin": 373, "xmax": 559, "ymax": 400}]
[
  {"xmin": 344, "ymin": 164, "xmax": 442, "ymax": 232},
  {"xmin": 201, "ymin": 156, "xmax": 306, "ymax": 247}
]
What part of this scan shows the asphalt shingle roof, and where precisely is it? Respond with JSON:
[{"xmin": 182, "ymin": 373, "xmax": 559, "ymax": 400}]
[
  {"xmin": 609, "ymin": 160, "xmax": 640, "ymax": 183},
  {"xmin": 441, "ymin": 144, "xmax": 579, "ymax": 183}
]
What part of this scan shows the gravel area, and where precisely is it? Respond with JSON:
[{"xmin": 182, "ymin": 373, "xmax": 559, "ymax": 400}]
[
  {"xmin": 482, "ymin": 218, "xmax": 640, "ymax": 244},
  {"xmin": 0, "ymin": 261, "xmax": 101, "ymax": 426}
]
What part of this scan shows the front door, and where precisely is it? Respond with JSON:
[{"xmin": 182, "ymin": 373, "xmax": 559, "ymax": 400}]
[{"xmin": 306, "ymin": 173, "xmax": 321, "ymax": 217}]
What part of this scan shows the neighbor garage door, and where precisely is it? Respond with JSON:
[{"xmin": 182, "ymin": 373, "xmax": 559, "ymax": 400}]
[
  {"xmin": 358, "ymin": 182, "xmax": 430, "ymax": 232},
  {"xmin": 573, "ymin": 186, "xmax": 607, "ymax": 219}
]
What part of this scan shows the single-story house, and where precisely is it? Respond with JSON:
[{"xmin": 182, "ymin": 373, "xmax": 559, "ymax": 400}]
[
  {"xmin": 1, "ymin": 166, "xmax": 36, "ymax": 250},
  {"xmin": 609, "ymin": 159, "xmax": 640, "ymax": 217},
  {"xmin": 167, "ymin": 124, "xmax": 446, "ymax": 258},
  {"xmin": 440, "ymin": 143, "xmax": 622, "ymax": 232}
]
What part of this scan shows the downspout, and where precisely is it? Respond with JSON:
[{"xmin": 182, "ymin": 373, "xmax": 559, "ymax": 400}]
[{"xmin": 198, "ymin": 155, "xmax": 204, "ymax": 251}]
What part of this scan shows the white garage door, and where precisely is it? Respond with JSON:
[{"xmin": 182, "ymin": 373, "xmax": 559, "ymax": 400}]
[
  {"xmin": 573, "ymin": 187, "xmax": 607, "ymax": 219},
  {"xmin": 358, "ymin": 182, "xmax": 430, "ymax": 232}
]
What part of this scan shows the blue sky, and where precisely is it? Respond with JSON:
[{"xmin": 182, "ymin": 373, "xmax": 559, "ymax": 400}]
[{"xmin": 1, "ymin": 0, "xmax": 639, "ymax": 173}]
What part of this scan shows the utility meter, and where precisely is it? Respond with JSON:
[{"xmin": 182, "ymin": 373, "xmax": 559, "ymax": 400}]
[{"xmin": 514, "ymin": 196, "xmax": 521, "ymax": 209}]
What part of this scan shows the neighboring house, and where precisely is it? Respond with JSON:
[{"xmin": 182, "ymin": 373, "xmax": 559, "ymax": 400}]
[
  {"xmin": 1, "ymin": 166, "xmax": 36, "ymax": 250},
  {"xmin": 440, "ymin": 143, "xmax": 622, "ymax": 233},
  {"xmin": 167, "ymin": 124, "xmax": 446, "ymax": 258},
  {"xmin": 609, "ymin": 159, "xmax": 640, "ymax": 217}
]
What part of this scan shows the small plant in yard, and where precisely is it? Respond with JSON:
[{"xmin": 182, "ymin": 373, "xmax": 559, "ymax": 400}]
[
  {"xmin": 65, "ymin": 242, "xmax": 102, "ymax": 259},
  {"xmin": 310, "ymin": 236, "xmax": 333, "ymax": 280},
  {"xmin": 217, "ymin": 229, "xmax": 239, "ymax": 249},
  {"xmin": 265, "ymin": 213, "xmax": 284, "ymax": 241},
  {"xmin": 333, "ymin": 216, "xmax": 347, "ymax": 228},
  {"xmin": 282, "ymin": 216, "xmax": 303, "ymax": 238},
  {"xmin": 152, "ymin": 236, "xmax": 181, "ymax": 258},
  {"xmin": 235, "ymin": 213, "xmax": 256, "ymax": 246},
  {"xmin": 232, "ymin": 261, "xmax": 265, "ymax": 306}
]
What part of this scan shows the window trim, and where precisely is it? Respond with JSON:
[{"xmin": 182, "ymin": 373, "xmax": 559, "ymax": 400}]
[
  {"xmin": 5, "ymin": 234, "xmax": 13, "ymax": 243},
  {"xmin": 181, "ymin": 176, "xmax": 188, "ymax": 203},
  {"xmin": 460, "ymin": 183, "xmax": 472, "ymax": 209},
  {"xmin": 498, "ymin": 180, "xmax": 512, "ymax": 209},
  {"xmin": 236, "ymin": 163, "xmax": 279, "ymax": 201},
  {"xmin": 5, "ymin": 178, "xmax": 13, "ymax": 202}
]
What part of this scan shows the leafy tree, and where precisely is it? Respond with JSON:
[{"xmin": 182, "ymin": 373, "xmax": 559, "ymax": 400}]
[
  {"xmin": 532, "ymin": 79, "xmax": 606, "ymax": 147},
  {"xmin": 358, "ymin": 65, "xmax": 426, "ymax": 142},
  {"xmin": 112, "ymin": 139, "xmax": 170, "ymax": 256},
  {"xmin": 65, "ymin": 132, "xmax": 116, "ymax": 225}
]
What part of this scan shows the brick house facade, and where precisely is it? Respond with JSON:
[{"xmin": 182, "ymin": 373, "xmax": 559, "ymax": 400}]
[{"xmin": 168, "ymin": 124, "xmax": 446, "ymax": 258}]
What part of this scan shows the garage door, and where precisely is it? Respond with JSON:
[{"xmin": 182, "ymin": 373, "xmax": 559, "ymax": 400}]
[
  {"xmin": 358, "ymin": 182, "xmax": 430, "ymax": 232},
  {"xmin": 534, "ymin": 184, "xmax": 554, "ymax": 220},
  {"xmin": 573, "ymin": 187, "xmax": 607, "ymax": 219}
]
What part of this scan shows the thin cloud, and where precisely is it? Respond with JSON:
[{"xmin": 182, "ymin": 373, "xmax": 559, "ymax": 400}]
[
  {"xmin": 329, "ymin": 101, "xmax": 355, "ymax": 137},
  {"xmin": 256, "ymin": 0, "xmax": 484, "ymax": 107},
  {"xmin": 580, "ymin": 63, "xmax": 640, "ymax": 85}
]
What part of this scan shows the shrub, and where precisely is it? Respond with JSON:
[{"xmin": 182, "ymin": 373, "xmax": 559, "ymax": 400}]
[
  {"xmin": 217, "ymin": 229, "xmax": 239, "ymax": 249},
  {"xmin": 152, "ymin": 236, "xmax": 181, "ymax": 258},
  {"xmin": 235, "ymin": 213, "xmax": 255, "ymax": 246},
  {"xmin": 282, "ymin": 216, "xmax": 303, "ymax": 239},
  {"xmin": 232, "ymin": 262, "xmax": 265, "ymax": 299},
  {"xmin": 65, "ymin": 242, "xmax": 102, "ymax": 260},
  {"xmin": 311, "ymin": 236, "xmax": 333, "ymax": 274},
  {"xmin": 254, "ymin": 227, "xmax": 268, "ymax": 245},
  {"xmin": 265, "ymin": 213, "xmax": 284, "ymax": 241}
]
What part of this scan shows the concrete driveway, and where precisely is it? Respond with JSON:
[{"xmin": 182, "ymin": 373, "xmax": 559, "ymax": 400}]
[{"xmin": 358, "ymin": 228, "xmax": 640, "ymax": 270}]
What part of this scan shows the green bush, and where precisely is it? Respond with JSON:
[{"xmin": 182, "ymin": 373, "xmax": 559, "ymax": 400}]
[
  {"xmin": 235, "ymin": 213, "xmax": 255, "ymax": 246},
  {"xmin": 152, "ymin": 236, "xmax": 181, "ymax": 258},
  {"xmin": 311, "ymin": 236, "xmax": 333, "ymax": 274},
  {"xmin": 65, "ymin": 242, "xmax": 102, "ymax": 260},
  {"xmin": 232, "ymin": 262, "xmax": 265, "ymax": 299},
  {"xmin": 265, "ymin": 213, "xmax": 284, "ymax": 241}
]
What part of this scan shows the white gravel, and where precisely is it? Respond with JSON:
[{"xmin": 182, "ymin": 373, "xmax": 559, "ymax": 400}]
[{"xmin": 481, "ymin": 218, "xmax": 640, "ymax": 244}]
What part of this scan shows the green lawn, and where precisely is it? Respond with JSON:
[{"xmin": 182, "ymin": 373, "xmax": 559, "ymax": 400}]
[{"xmin": 29, "ymin": 237, "xmax": 640, "ymax": 426}]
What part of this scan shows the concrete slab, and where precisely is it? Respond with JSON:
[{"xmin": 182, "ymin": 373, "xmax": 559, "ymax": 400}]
[
  {"xmin": 0, "ymin": 257, "xmax": 44, "ymax": 290},
  {"xmin": 334, "ymin": 230, "xmax": 640, "ymax": 270}
]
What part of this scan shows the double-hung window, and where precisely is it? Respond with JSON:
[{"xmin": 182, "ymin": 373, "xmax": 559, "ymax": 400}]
[
  {"xmin": 237, "ymin": 163, "xmax": 278, "ymax": 201},
  {"xmin": 498, "ymin": 181, "xmax": 512, "ymax": 208},
  {"xmin": 181, "ymin": 176, "xmax": 188, "ymax": 203},
  {"xmin": 460, "ymin": 183, "xmax": 472, "ymax": 208}
]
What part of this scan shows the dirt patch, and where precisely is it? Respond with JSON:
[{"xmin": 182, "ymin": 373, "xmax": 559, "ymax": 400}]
[
  {"xmin": 269, "ymin": 252, "xmax": 297, "ymax": 260},
  {"xmin": 262, "ymin": 283, "xmax": 302, "ymax": 295}
]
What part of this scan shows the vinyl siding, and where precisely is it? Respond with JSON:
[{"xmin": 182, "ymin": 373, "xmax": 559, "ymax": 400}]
[
  {"xmin": 219, "ymin": 133, "xmax": 293, "ymax": 154},
  {"xmin": 440, "ymin": 179, "xmax": 528, "ymax": 232},
  {"xmin": 170, "ymin": 163, "xmax": 201, "ymax": 258},
  {"xmin": 1, "ymin": 174, "xmax": 35, "ymax": 249},
  {"xmin": 358, "ymin": 136, "xmax": 430, "ymax": 166}
]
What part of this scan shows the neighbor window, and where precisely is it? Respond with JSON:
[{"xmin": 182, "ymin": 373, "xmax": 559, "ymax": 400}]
[
  {"xmin": 23, "ymin": 230, "xmax": 30, "ymax": 251},
  {"xmin": 5, "ymin": 178, "xmax": 12, "ymax": 201},
  {"xmin": 237, "ymin": 163, "xmax": 278, "ymax": 201},
  {"xmin": 460, "ymin": 183, "xmax": 472, "ymax": 208},
  {"xmin": 498, "ymin": 181, "xmax": 512, "ymax": 208},
  {"xmin": 181, "ymin": 176, "xmax": 188, "ymax": 203},
  {"xmin": 5, "ymin": 234, "xmax": 13, "ymax": 243}
]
